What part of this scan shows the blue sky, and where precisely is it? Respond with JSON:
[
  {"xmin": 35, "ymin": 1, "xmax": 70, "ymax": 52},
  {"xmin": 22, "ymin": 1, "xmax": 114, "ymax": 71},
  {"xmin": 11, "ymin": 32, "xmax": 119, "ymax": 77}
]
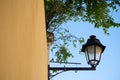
[{"xmin": 50, "ymin": 6, "xmax": 120, "ymax": 80}]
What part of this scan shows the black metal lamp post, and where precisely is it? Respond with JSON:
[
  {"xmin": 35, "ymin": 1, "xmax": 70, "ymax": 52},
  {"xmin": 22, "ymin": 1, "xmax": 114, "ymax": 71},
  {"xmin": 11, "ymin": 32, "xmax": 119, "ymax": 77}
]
[{"xmin": 48, "ymin": 35, "xmax": 106, "ymax": 79}]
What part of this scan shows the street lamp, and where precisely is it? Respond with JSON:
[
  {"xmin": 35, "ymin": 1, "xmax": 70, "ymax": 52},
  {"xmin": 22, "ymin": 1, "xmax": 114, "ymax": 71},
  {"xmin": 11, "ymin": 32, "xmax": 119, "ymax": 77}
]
[
  {"xmin": 48, "ymin": 35, "xmax": 106, "ymax": 79},
  {"xmin": 82, "ymin": 35, "xmax": 106, "ymax": 68}
]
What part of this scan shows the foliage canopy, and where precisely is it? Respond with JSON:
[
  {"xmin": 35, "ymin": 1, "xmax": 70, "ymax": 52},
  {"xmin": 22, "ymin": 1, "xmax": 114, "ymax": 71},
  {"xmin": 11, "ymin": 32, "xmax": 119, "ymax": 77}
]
[{"xmin": 44, "ymin": 0, "xmax": 120, "ymax": 63}]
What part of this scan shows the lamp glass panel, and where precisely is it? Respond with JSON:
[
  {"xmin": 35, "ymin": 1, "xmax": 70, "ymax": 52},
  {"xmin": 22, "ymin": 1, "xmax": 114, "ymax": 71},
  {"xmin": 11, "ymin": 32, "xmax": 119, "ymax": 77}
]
[
  {"xmin": 85, "ymin": 49, "xmax": 89, "ymax": 63},
  {"xmin": 87, "ymin": 45, "xmax": 94, "ymax": 60},
  {"xmin": 96, "ymin": 45, "xmax": 102, "ymax": 61},
  {"xmin": 87, "ymin": 45, "xmax": 98, "ymax": 65}
]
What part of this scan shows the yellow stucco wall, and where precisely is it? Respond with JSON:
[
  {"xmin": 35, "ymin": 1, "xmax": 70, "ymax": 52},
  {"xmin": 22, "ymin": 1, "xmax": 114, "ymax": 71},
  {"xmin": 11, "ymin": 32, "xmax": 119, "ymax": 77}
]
[{"xmin": 0, "ymin": 0, "xmax": 47, "ymax": 80}]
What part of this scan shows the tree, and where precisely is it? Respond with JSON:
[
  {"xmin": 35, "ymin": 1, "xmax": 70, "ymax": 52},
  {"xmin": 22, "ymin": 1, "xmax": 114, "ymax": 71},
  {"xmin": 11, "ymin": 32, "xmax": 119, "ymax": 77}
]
[{"xmin": 44, "ymin": 0, "xmax": 120, "ymax": 63}]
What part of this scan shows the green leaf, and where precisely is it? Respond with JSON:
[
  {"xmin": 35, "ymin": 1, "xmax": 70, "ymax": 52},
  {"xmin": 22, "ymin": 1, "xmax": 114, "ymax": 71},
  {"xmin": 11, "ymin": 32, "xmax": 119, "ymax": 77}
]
[{"xmin": 79, "ymin": 38, "xmax": 85, "ymax": 44}]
